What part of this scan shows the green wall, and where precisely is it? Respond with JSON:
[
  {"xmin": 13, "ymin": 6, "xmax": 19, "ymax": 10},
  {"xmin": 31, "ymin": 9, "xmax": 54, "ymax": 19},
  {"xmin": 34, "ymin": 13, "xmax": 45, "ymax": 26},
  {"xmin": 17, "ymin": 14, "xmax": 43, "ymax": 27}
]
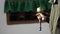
[{"xmin": 4, "ymin": 0, "xmax": 52, "ymax": 13}]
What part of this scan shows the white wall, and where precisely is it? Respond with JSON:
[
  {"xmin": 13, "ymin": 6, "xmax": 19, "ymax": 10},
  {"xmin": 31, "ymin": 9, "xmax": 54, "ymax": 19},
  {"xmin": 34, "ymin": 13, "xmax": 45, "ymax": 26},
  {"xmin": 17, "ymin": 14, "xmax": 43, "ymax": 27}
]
[{"xmin": 0, "ymin": 0, "xmax": 51, "ymax": 34}]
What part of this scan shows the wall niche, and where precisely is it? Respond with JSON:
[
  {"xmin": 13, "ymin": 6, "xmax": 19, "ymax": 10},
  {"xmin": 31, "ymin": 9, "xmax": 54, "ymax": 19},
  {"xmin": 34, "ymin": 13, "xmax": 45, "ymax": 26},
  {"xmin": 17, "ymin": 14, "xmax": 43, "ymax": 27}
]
[{"xmin": 6, "ymin": 12, "xmax": 38, "ymax": 25}]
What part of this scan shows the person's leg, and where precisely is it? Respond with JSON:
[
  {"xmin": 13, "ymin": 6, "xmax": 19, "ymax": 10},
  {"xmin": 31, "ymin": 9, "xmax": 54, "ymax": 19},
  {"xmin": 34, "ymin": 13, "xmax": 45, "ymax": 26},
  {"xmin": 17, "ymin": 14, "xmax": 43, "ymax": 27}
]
[
  {"xmin": 49, "ymin": 4, "xmax": 55, "ymax": 33},
  {"xmin": 52, "ymin": 5, "xmax": 59, "ymax": 34}
]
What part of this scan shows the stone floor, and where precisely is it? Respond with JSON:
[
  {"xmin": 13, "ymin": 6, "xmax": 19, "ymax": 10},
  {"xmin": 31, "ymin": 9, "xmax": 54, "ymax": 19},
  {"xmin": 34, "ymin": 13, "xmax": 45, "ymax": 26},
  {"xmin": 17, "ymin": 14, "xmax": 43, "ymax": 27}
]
[{"xmin": 1, "ymin": 22, "xmax": 51, "ymax": 34}]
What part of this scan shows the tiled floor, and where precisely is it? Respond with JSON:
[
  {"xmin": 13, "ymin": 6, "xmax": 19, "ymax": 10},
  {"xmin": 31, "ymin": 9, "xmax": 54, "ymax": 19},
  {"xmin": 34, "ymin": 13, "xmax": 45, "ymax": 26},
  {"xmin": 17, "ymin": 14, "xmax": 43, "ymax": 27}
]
[{"xmin": 3, "ymin": 23, "xmax": 51, "ymax": 34}]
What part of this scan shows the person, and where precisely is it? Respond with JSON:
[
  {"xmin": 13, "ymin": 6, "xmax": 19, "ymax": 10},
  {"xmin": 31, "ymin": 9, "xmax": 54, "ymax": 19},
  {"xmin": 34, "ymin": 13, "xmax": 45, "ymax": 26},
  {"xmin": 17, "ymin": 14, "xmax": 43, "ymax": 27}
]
[
  {"xmin": 36, "ymin": 0, "xmax": 60, "ymax": 34},
  {"xmin": 49, "ymin": 0, "xmax": 60, "ymax": 34},
  {"xmin": 36, "ymin": 7, "xmax": 50, "ymax": 22},
  {"xmin": 36, "ymin": 7, "xmax": 45, "ymax": 22}
]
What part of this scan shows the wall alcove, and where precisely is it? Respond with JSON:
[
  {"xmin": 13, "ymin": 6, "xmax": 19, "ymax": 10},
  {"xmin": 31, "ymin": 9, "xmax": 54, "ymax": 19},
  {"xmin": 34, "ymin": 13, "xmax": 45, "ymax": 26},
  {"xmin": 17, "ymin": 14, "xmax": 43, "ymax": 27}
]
[{"xmin": 6, "ymin": 12, "xmax": 38, "ymax": 25}]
